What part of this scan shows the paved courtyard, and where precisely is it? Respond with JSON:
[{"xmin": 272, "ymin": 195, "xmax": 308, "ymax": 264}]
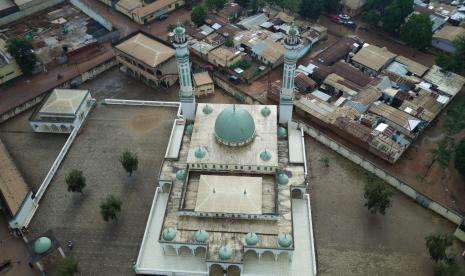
[
  {"xmin": 307, "ymin": 137, "xmax": 464, "ymax": 276},
  {"xmin": 27, "ymin": 104, "xmax": 177, "ymax": 275}
]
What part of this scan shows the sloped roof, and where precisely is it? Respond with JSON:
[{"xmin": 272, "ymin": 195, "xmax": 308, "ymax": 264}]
[
  {"xmin": 352, "ymin": 45, "xmax": 396, "ymax": 72},
  {"xmin": 193, "ymin": 72, "xmax": 213, "ymax": 86},
  {"xmin": 116, "ymin": 33, "xmax": 174, "ymax": 68},
  {"xmin": 39, "ymin": 89, "xmax": 88, "ymax": 116},
  {"xmin": 433, "ymin": 26, "xmax": 465, "ymax": 42}
]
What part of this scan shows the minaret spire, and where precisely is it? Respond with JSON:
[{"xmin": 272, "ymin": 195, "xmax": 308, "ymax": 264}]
[
  {"xmin": 279, "ymin": 22, "xmax": 300, "ymax": 125},
  {"xmin": 173, "ymin": 22, "xmax": 196, "ymax": 120}
]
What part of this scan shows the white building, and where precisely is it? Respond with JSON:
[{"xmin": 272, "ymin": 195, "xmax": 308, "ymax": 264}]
[{"xmin": 29, "ymin": 89, "xmax": 95, "ymax": 133}]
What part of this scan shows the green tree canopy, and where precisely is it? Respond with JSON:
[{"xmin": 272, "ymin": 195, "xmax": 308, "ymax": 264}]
[
  {"xmin": 7, "ymin": 38, "xmax": 36, "ymax": 75},
  {"xmin": 401, "ymin": 13, "xmax": 433, "ymax": 50},
  {"xmin": 455, "ymin": 138, "xmax": 465, "ymax": 177},
  {"xmin": 322, "ymin": 0, "xmax": 341, "ymax": 13},
  {"xmin": 299, "ymin": 0, "xmax": 322, "ymax": 21},
  {"xmin": 191, "ymin": 6, "xmax": 207, "ymax": 26},
  {"xmin": 436, "ymin": 35, "xmax": 465, "ymax": 73},
  {"xmin": 362, "ymin": 10, "xmax": 381, "ymax": 27},
  {"xmin": 65, "ymin": 169, "xmax": 86, "ymax": 194},
  {"xmin": 119, "ymin": 149, "xmax": 139, "ymax": 177},
  {"xmin": 236, "ymin": 0, "xmax": 249, "ymax": 7},
  {"xmin": 57, "ymin": 256, "xmax": 79, "ymax": 276},
  {"xmin": 205, "ymin": 0, "xmax": 226, "ymax": 9},
  {"xmin": 224, "ymin": 38, "xmax": 234, "ymax": 47},
  {"xmin": 363, "ymin": 173, "xmax": 393, "ymax": 215},
  {"xmin": 425, "ymin": 233, "xmax": 454, "ymax": 263},
  {"xmin": 100, "ymin": 195, "xmax": 122, "ymax": 221},
  {"xmin": 433, "ymin": 261, "xmax": 463, "ymax": 276}
]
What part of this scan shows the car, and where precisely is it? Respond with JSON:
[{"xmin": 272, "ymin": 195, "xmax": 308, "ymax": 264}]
[
  {"xmin": 338, "ymin": 14, "xmax": 351, "ymax": 21},
  {"xmin": 344, "ymin": 20, "xmax": 357, "ymax": 29},
  {"xmin": 228, "ymin": 75, "xmax": 240, "ymax": 84},
  {"xmin": 157, "ymin": 14, "xmax": 168, "ymax": 21},
  {"xmin": 331, "ymin": 15, "xmax": 344, "ymax": 24}
]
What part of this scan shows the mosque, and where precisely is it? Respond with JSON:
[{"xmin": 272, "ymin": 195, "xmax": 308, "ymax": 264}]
[{"xmin": 135, "ymin": 22, "xmax": 316, "ymax": 276}]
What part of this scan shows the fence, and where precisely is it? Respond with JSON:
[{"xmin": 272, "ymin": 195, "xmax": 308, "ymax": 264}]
[{"xmin": 297, "ymin": 120, "xmax": 463, "ymax": 225}]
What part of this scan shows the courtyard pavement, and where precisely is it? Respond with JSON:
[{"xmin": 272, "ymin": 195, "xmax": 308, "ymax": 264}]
[{"xmin": 306, "ymin": 137, "xmax": 465, "ymax": 275}]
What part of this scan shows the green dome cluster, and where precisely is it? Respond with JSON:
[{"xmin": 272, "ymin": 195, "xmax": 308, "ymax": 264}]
[
  {"xmin": 185, "ymin": 124, "xmax": 193, "ymax": 135},
  {"xmin": 277, "ymin": 127, "xmax": 287, "ymax": 139},
  {"xmin": 195, "ymin": 147, "xmax": 206, "ymax": 159},
  {"xmin": 218, "ymin": 246, "xmax": 233, "ymax": 260},
  {"xmin": 277, "ymin": 233, "xmax": 293, "ymax": 248},
  {"xmin": 260, "ymin": 150, "xmax": 272, "ymax": 161},
  {"xmin": 194, "ymin": 230, "xmax": 208, "ymax": 243},
  {"xmin": 261, "ymin": 106, "xmax": 271, "ymax": 117},
  {"xmin": 176, "ymin": 169, "xmax": 186, "ymax": 181},
  {"xmin": 202, "ymin": 104, "xmax": 213, "ymax": 115},
  {"xmin": 277, "ymin": 173, "xmax": 289, "ymax": 185},
  {"xmin": 245, "ymin": 232, "xmax": 259, "ymax": 246}
]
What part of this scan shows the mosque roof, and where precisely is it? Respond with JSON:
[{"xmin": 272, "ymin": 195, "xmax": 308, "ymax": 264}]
[
  {"xmin": 34, "ymin": 237, "xmax": 52, "ymax": 254},
  {"xmin": 214, "ymin": 105, "xmax": 256, "ymax": 145}
]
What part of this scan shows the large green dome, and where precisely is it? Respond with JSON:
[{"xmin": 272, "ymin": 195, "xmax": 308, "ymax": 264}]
[
  {"xmin": 34, "ymin": 237, "xmax": 52, "ymax": 254},
  {"xmin": 214, "ymin": 106, "xmax": 255, "ymax": 147}
]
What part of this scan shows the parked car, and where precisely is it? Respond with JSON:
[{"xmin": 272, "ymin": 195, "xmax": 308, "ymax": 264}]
[
  {"xmin": 338, "ymin": 14, "xmax": 351, "ymax": 21},
  {"xmin": 228, "ymin": 75, "xmax": 240, "ymax": 84},
  {"xmin": 157, "ymin": 14, "xmax": 168, "ymax": 21},
  {"xmin": 331, "ymin": 15, "xmax": 344, "ymax": 24},
  {"xmin": 344, "ymin": 20, "xmax": 357, "ymax": 29}
]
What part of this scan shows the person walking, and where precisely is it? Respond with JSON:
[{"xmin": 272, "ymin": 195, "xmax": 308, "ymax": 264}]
[{"xmin": 67, "ymin": 240, "xmax": 73, "ymax": 251}]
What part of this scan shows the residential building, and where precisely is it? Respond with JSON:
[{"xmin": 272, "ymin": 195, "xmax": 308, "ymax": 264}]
[
  {"xmin": 29, "ymin": 89, "xmax": 95, "ymax": 133},
  {"xmin": 207, "ymin": 45, "xmax": 242, "ymax": 68},
  {"xmin": 342, "ymin": 0, "xmax": 367, "ymax": 16},
  {"xmin": 351, "ymin": 45, "xmax": 396, "ymax": 76},
  {"xmin": 97, "ymin": 0, "xmax": 185, "ymax": 24},
  {"xmin": 432, "ymin": 26, "xmax": 465, "ymax": 52},
  {"xmin": 0, "ymin": 37, "xmax": 22, "ymax": 85},
  {"xmin": 114, "ymin": 32, "xmax": 178, "ymax": 88},
  {"xmin": 218, "ymin": 2, "xmax": 243, "ymax": 21},
  {"xmin": 193, "ymin": 72, "xmax": 214, "ymax": 97},
  {"xmin": 368, "ymin": 102, "xmax": 422, "ymax": 138}
]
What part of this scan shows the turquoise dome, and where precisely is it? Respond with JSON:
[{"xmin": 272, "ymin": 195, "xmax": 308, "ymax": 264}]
[
  {"xmin": 176, "ymin": 169, "xmax": 186, "ymax": 181},
  {"xmin": 245, "ymin": 232, "xmax": 259, "ymax": 246},
  {"xmin": 162, "ymin": 228, "xmax": 177, "ymax": 241},
  {"xmin": 214, "ymin": 106, "xmax": 255, "ymax": 146},
  {"xmin": 260, "ymin": 150, "xmax": 272, "ymax": 161},
  {"xmin": 277, "ymin": 234, "xmax": 293, "ymax": 248},
  {"xmin": 203, "ymin": 104, "xmax": 213, "ymax": 114},
  {"xmin": 277, "ymin": 173, "xmax": 289, "ymax": 185},
  {"xmin": 34, "ymin": 237, "xmax": 52, "ymax": 254},
  {"xmin": 277, "ymin": 127, "xmax": 287, "ymax": 139},
  {"xmin": 195, "ymin": 147, "xmax": 206, "ymax": 158},
  {"xmin": 185, "ymin": 124, "xmax": 193, "ymax": 135},
  {"xmin": 218, "ymin": 246, "xmax": 233, "ymax": 260},
  {"xmin": 194, "ymin": 230, "xmax": 208, "ymax": 243},
  {"xmin": 261, "ymin": 106, "xmax": 271, "ymax": 117}
]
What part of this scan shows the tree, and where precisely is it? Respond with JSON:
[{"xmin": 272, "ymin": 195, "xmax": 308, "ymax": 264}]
[
  {"xmin": 248, "ymin": 0, "xmax": 265, "ymax": 13},
  {"xmin": 362, "ymin": 10, "xmax": 381, "ymax": 27},
  {"xmin": 401, "ymin": 13, "xmax": 433, "ymax": 50},
  {"xmin": 119, "ymin": 149, "xmax": 138, "ymax": 177},
  {"xmin": 381, "ymin": 3, "xmax": 404, "ymax": 34},
  {"xmin": 205, "ymin": 0, "xmax": 226, "ymax": 9},
  {"xmin": 6, "ymin": 38, "xmax": 36, "ymax": 75},
  {"xmin": 57, "ymin": 256, "xmax": 79, "ymax": 276},
  {"xmin": 322, "ymin": 0, "xmax": 341, "ymax": 13},
  {"xmin": 191, "ymin": 6, "xmax": 207, "ymax": 26},
  {"xmin": 319, "ymin": 156, "xmax": 330, "ymax": 168},
  {"xmin": 236, "ymin": 0, "xmax": 249, "ymax": 8},
  {"xmin": 65, "ymin": 170, "xmax": 86, "ymax": 194},
  {"xmin": 224, "ymin": 38, "xmax": 234, "ymax": 47},
  {"xmin": 436, "ymin": 36, "xmax": 465, "ymax": 73},
  {"xmin": 431, "ymin": 137, "xmax": 454, "ymax": 169},
  {"xmin": 433, "ymin": 261, "xmax": 463, "ymax": 276},
  {"xmin": 363, "ymin": 173, "xmax": 393, "ymax": 215},
  {"xmin": 455, "ymin": 138, "xmax": 465, "ymax": 177},
  {"xmin": 299, "ymin": 0, "xmax": 322, "ymax": 21},
  {"xmin": 425, "ymin": 233, "xmax": 454, "ymax": 263},
  {"xmin": 100, "ymin": 195, "xmax": 122, "ymax": 221}
]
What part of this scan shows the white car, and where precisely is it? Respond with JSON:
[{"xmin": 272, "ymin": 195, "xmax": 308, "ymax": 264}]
[{"xmin": 338, "ymin": 14, "xmax": 351, "ymax": 21}]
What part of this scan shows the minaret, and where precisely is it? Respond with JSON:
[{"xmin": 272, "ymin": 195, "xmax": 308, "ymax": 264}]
[
  {"xmin": 173, "ymin": 22, "xmax": 196, "ymax": 120},
  {"xmin": 279, "ymin": 22, "xmax": 300, "ymax": 125}
]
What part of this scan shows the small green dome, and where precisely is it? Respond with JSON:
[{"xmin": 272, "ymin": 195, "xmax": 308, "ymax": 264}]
[
  {"xmin": 260, "ymin": 150, "xmax": 272, "ymax": 161},
  {"xmin": 176, "ymin": 169, "xmax": 186, "ymax": 181},
  {"xmin": 277, "ymin": 234, "xmax": 293, "ymax": 248},
  {"xmin": 218, "ymin": 246, "xmax": 233, "ymax": 260},
  {"xmin": 34, "ymin": 237, "xmax": 52, "ymax": 254},
  {"xmin": 277, "ymin": 127, "xmax": 287, "ymax": 139},
  {"xmin": 194, "ymin": 230, "xmax": 208, "ymax": 243},
  {"xmin": 162, "ymin": 228, "xmax": 177, "ymax": 241},
  {"xmin": 203, "ymin": 104, "xmax": 213, "ymax": 114},
  {"xmin": 186, "ymin": 124, "xmax": 194, "ymax": 135},
  {"xmin": 261, "ymin": 106, "xmax": 271, "ymax": 117},
  {"xmin": 245, "ymin": 232, "xmax": 259, "ymax": 246},
  {"xmin": 194, "ymin": 147, "xmax": 206, "ymax": 159},
  {"xmin": 288, "ymin": 22, "xmax": 297, "ymax": 36},
  {"xmin": 175, "ymin": 25, "xmax": 184, "ymax": 34},
  {"xmin": 214, "ymin": 105, "xmax": 256, "ymax": 146},
  {"xmin": 277, "ymin": 173, "xmax": 289, "ymax": 185}
]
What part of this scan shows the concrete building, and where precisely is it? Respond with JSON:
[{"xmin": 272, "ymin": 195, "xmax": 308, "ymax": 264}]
[
  {"xmin": 280, "ymin": 23, "xmax": 300, "ymax": 124},
  {"xmin": 115, "ymin": 32, "xmax": 178, "ymax": 88},
  {"xmin": 0, "ymin": 36, "xmax": 22, "ymax": 84},
  {"xmin": 173, "ymin": 23, "xmax": 196, "ymax": 121},
  {"xmin": 351, "ymin": 45, "xmax": 397, "ymax": 76},
  {"xmin": 29, "ymin": 89, "xmax": 95, "ymax": 133},
  {"xmin": 207, "ymin": 46, "xmax": 242, "ymax": 68},
  {"xmin": 97, "ymin": 0, "xmax": 185, "ymax": 24},
  {"xmin": 193, "ymin": 72, "xmax": 214, "ymax": 97},
  {"xmin": 432, "ymin": 26, "xmax": 465, "ymax": 53}
]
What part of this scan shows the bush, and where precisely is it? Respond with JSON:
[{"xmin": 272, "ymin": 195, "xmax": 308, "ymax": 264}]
[{"xmin": 455, "ymin": 138, "xmax": 465, "ymax": 177}]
